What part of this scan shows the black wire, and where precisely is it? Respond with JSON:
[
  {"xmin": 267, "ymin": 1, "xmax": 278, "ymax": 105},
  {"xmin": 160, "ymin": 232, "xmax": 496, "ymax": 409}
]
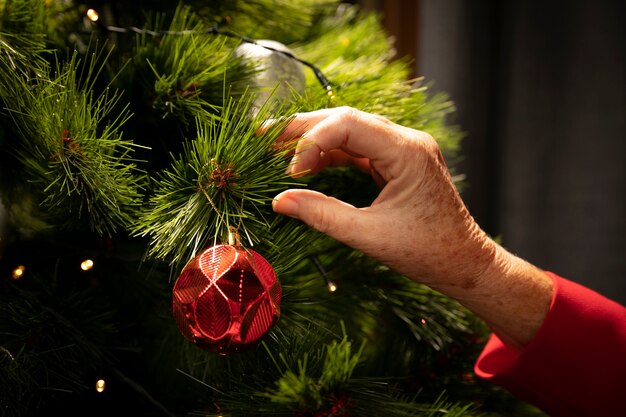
[
  {"xmin": 310, "ymin": 255, "xmax": 337, "ymax": 291},
  {"xmin": 102, "ymin": 24, "xmax": 334, "ymax": 94}
]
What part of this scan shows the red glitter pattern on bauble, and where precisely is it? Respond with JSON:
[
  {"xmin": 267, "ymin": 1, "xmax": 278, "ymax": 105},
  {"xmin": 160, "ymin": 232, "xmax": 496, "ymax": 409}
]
[{"xmin": 172, "ymin": 244, "xmax": 281, "ymax": 354}]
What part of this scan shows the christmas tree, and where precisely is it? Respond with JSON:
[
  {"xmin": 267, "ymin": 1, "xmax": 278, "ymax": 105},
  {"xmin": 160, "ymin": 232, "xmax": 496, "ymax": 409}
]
[{"xmin": 0, "ymin": 1, "xmax": 543, "ymax": 415}]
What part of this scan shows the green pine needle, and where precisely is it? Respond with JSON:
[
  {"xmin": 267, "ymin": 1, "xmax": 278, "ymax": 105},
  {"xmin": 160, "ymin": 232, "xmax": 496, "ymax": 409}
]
[
  {"xmin": 291, "ymin": 7, "xmax": 463, "ymax": 156},
  {"xmin": 190, "ymin": 325, "xmax": 481, "ymax": 417},
  {"xmin": 134, "ymin": 90, "xmax": 303, "ymax": 267},
  {"xmin": 262, "ymin": 324, "xmax": 364, "ymax": 409},
  {"xmin": 0, "ymin": 2, "xmax": 511, "ymax": 416},
  {"xmin": 118, "ymin": 4, "xmax": 250, "ymax": 123},
  {"xmin": 3, "ymin": 47, "xmax": 145, "ymax": 235}
]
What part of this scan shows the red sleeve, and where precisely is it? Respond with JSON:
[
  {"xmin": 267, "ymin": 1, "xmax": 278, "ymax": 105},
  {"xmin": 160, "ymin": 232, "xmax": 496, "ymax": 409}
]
[{"xmin": 474, "ymin": 271, "xmax": 626, "ymax": 417}]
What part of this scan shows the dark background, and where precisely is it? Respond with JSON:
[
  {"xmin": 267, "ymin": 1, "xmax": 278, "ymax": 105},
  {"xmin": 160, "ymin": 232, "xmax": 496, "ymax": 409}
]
[{"xmin": 363, "ymin": 0, "xmax": 626, "ymax": 304}]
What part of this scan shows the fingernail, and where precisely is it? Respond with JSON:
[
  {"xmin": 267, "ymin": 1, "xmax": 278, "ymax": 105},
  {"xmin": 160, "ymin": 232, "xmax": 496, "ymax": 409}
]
[
  {"xmin": 286, "ymin": 155, "xmax": 299, "ymax": 175},
  {"xmin": 261, "ymin": 119, "xmax": 275, "ymax": 129},
  {"xmin": 273, "ymin": 195, "xmax": 299, "ymax": 217},
  {"xmin": 256, "ymin": 119, "xmax": 275, "ymax": 135}
]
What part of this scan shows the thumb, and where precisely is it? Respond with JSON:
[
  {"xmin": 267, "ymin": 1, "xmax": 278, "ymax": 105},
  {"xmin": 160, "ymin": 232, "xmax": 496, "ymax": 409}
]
[{"xmin": 272, "ymin": 189, "xmax": 368, "ymax": 246}]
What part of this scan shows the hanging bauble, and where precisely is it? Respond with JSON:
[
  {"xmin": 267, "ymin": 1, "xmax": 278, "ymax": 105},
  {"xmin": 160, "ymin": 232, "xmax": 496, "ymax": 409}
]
[
  {"xmin": 172, "ymin": 244, "xmax": 282, "ymax": 354},
  {"xmin": 234, "ymin": 39, "xmax": 306, "ymax": 114}
]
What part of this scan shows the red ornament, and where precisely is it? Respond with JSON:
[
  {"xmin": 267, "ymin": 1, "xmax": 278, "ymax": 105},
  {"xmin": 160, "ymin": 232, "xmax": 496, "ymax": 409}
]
[{"xmin": 172, "ymin": 244, "xmax": 281, "ymax": 354}]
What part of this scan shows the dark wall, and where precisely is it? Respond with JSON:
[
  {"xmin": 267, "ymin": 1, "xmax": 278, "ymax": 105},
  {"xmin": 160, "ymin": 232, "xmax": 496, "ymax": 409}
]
[{"xmin": 417, "ymin": 0, "xmax": 626, "ymax": 303}]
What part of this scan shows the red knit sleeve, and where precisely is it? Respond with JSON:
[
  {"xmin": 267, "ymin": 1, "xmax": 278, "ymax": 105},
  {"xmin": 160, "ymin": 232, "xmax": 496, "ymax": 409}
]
[{"xmin": 474, "ymin": 272, "xmax": 626, "ymax": 416}]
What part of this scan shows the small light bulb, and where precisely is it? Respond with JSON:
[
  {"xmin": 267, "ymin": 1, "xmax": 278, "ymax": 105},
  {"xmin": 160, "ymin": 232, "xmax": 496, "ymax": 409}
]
[
  {"xmin": 81, "ymin": 259, "xmax": 94, "ymax": 271},
  {"xmin": 326, "ymin": 87, "xmax": 336, "ymax": 102},
  {"xmin": 95, "ymin": 379, "xmax": 106, "ymax": 392},
  {"xmin": 86, "ymin": 9, "xmax": 99, "ymax": 22},
  {"xmin": 328, "ymin": 282, "xmax": 337, "ymax": 293},
  {"xmin": 420, "ymin": 318, "xmax": 427, "ymax": 325},
  {"xmin": 12, "ymin": 265, "xmax": 25, "ymax": 279}
]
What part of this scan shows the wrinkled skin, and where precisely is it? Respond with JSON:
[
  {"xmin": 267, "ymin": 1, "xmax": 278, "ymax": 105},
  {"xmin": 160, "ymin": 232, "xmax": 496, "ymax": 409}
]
[{"xmin": 269, "ymin": 107, "xmax": 553, "ymax": 350}]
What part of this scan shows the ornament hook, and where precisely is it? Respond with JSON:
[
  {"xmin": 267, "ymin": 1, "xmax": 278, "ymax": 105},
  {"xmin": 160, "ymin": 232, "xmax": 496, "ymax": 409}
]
[{"xmin": 228, "ymin": 226, "xmax": 241, "ymax": 246}]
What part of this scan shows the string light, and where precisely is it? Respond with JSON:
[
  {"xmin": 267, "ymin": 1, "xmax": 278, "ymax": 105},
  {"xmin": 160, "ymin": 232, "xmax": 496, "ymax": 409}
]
[
  {"xmin": 310, "ymin": 256, "xmax": 338, "ymax": 293},
  {"xmin": 95, "ymin": 379, "xmax": 106, "ymax": 393},
  {"xmin": 420, "ymin": 318, "xmax": 427, "ymax": 325},
  {"xmin": 86, "ymin": 10, "xmax": 335, "ymax": 97},
  {"xmin": 11, "ymin": 265, "xmax": 25, "ymax": 279},
  {"xmin": 80, "ymin": 259, "xmax": 94, "ymax": 271},
  {"xmin": 86, "ymin": 9, "xmax": 99, "ymax": 22}
]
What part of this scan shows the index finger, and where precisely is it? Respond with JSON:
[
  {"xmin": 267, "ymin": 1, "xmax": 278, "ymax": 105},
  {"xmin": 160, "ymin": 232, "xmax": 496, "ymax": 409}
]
[{"xmin": 288, "ymin": 107, "xmax": 411, "ymax": 175}]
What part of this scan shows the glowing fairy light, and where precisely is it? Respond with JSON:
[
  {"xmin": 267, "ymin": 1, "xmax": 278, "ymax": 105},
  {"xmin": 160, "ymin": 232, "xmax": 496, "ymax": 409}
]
[
  {"xmin": 80, "ymin": 259, "xmax": 94, "ymax": 271},
  {"xmin": 309, "ymin": 255, "xmax": 338, "ymax": 293},
  {"xmin": 95, "ymin": 379, "xmax": 106, "ymax": 393},
  {"xmin": 11, "ymin": 265, "xmax": 25, "ymax": 279},
  {"xmin": 86, "ymin": 9, "xmax": 99, "ymax": 22}
]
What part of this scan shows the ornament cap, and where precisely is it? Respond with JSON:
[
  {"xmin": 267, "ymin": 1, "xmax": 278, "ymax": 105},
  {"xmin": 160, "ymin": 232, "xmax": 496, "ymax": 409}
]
[{"xmin": 227, "ymin": 226, "xmax": 241, "ymax": 246}]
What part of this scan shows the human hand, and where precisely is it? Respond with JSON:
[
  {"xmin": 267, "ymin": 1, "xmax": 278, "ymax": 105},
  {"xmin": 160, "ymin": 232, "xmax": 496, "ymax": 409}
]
[
  {"xmin": 271, "ymin": 106, "xmax": 495, "ymax": 292},
  {"xmin": 270, "ymin": 107, "xmax": 553, "ymax": 349}
]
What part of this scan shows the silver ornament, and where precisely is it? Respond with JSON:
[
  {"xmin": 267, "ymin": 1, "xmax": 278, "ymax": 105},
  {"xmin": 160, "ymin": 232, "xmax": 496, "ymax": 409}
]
[{"xmin": 234, "ymin": 39, "xmax": 306, "ymax": 114}]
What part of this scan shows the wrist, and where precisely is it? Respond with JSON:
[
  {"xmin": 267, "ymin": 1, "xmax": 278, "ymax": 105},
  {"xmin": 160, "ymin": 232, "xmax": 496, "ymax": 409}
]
[{"xmin": 462, "ymin": 245, "xmax": 554, "ymax": 350}]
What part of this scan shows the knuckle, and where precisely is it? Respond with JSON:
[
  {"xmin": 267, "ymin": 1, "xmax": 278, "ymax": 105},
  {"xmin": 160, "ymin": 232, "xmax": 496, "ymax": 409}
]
[
  {"xmin": 335, "ymin": 106, "xmax": 359, "ymax": 123},
  {"xmin": 421, "ymin": 134, "xmax": 448, "ymax": 170},
  {"xmin": 419, "ymin": 131, "xmax": 437, "ymax": 148},
  {"xmin": 401, "ymin": 130, "xmax": 447, "ymax": 171},
  {"xmin": 417, "ymin": 132, "xmax": 441, "ymax": 157}
]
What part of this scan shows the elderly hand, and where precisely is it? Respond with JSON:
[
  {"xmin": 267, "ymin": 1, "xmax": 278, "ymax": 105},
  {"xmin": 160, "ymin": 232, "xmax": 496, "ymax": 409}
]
[
  {"xmin": 272, "ymin": 107, "xmax": 494, "ymax": 289},
  {"xmin": 271, "ymin": 107, "xmax": 553, "ymax": 350}
]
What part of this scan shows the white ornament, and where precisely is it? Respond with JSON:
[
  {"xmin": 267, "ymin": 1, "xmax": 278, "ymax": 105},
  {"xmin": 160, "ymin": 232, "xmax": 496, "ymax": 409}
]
[{"xmin": 234, "ymin": 39, "xmax": 306, "ymax": 114}]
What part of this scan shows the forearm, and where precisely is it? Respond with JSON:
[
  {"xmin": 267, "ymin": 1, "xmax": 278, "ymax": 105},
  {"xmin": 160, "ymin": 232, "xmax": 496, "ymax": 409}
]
[{"xmin": 434, "ymin": 242, "xmax": 554, "ymax": 351}]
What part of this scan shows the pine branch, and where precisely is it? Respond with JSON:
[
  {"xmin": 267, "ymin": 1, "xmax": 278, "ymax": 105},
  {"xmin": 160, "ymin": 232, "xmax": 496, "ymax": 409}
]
[
  {"xmin": 0, "ymin": 273, "xmax": 120, "ymax": 414},
  {"xmin": 189, "ymin": 0, "xmax": 335, "ymax": 44},
  {"xmin": 282, "ymin": 242, "xmax": 485, "ymax": 354},
  {"xmin": 113, "ymin": 4, "xmax": 252, "ymax": 124},
  {"xmin": 3, "ymin": 46, "xmax": 144, "ymax": 236},
  {"xmin": 134, "ymin": 90, "xmax": 311, "ymax": 268},
  {"xmin": 291, "ymin": 6, "xmax": 463, "ymax": 156},
  {"xmin": 261, "ymin": 324, "xmax": 364, "ymax": 408},
  {"xmin": 179, "ymin": 325, "xmax": 482, "ymax": 417},
  {"xmin": 0, "ymin": 0, "xmax": 49, "ymax": 97},
  {"xmin": 348, "ymin": 387, "xmax": 483, "ymax": 417},
  {"xmin": 0, "ymin": 32, "xmax": 46, "ymax": 97},
  {"xmin": 0, "ymin": 0, "xmax": 46, "ymax": 38}
]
